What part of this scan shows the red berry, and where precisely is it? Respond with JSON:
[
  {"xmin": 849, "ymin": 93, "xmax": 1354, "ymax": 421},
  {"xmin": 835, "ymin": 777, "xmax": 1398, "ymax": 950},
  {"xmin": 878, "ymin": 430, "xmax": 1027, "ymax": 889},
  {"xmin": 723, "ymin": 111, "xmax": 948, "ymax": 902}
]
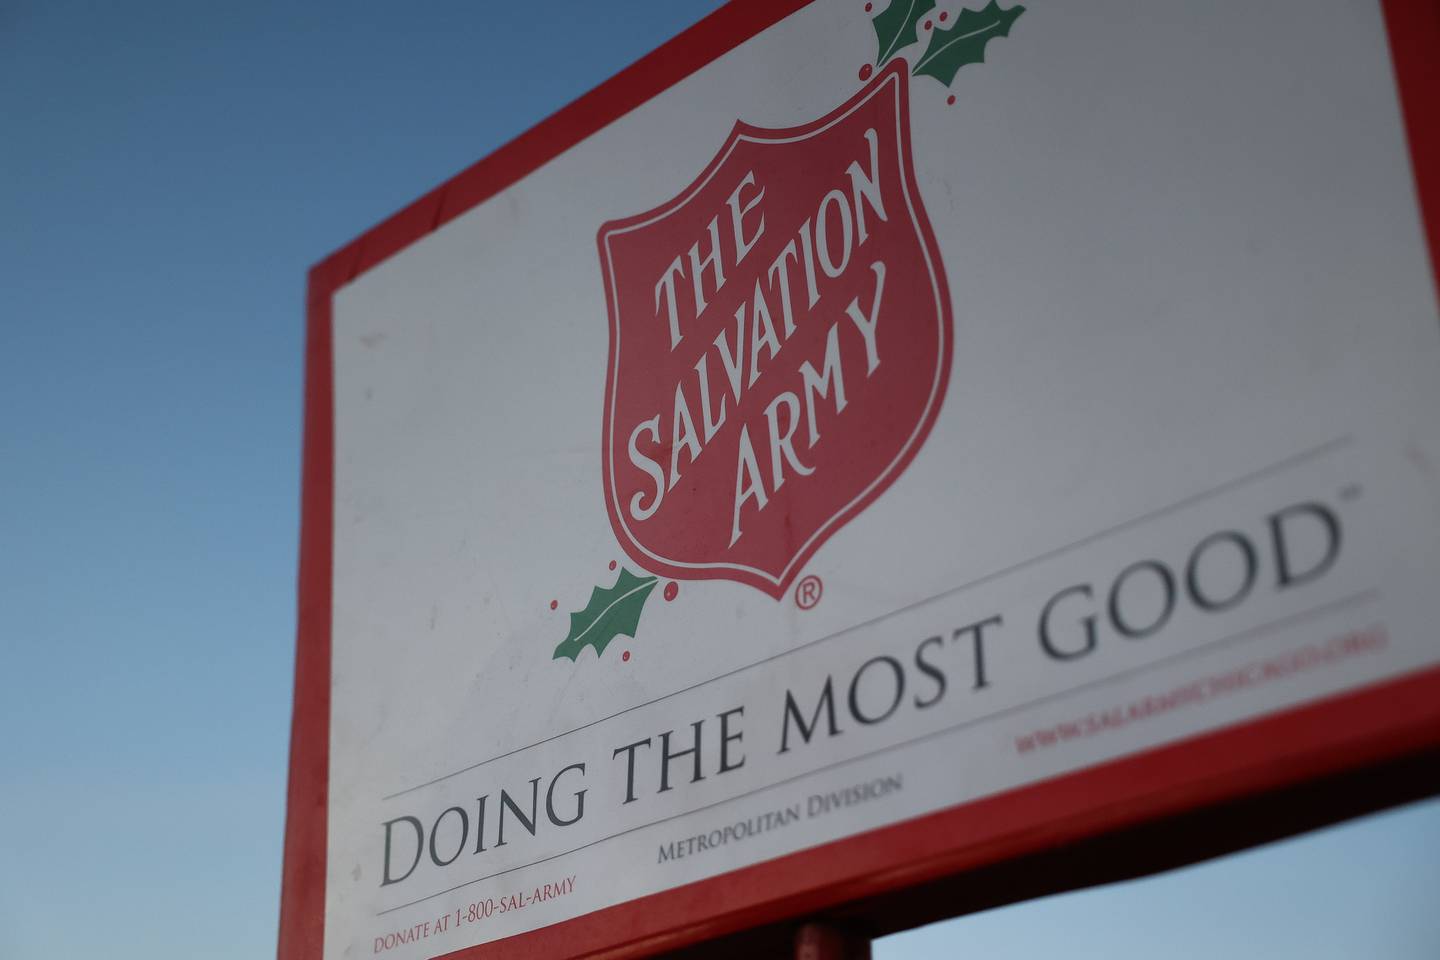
[
  {"xmin": 947, "ymin": 94, "xmax": 956, "ymax": 105},
  {"xmin": 622, "ymin": 650, "xmax": 631, "ymax": 662},
  {"xmin": 864, "ymin": 1, "xmax": 872, "ymax": 9},
  {"xmin": 858, "ymin": 63, "xmax": 873, "ymax": 80},
  {"xmin": 664, "ymin": 582, "xmax": 679, "ymax": 602},
  {"xmin": 608, "ymin": 560, "xmax": 617, "ymax": 570},
  {"xmin": 940, "ymin": 10, "xmax": 949, "ymax": 21},
  {"xmin": 924, "ymin": 19, "xmax": 932, "ymax": 29},
  {"xmin": 549, "ymin": 599, "xmax": 558, "ymax": 610}
]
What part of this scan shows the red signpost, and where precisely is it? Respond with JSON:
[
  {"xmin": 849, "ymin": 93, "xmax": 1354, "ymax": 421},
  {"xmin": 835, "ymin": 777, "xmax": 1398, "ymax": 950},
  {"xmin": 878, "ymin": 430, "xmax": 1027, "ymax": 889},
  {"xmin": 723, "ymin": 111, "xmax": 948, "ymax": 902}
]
[{"xmin": 281, "ymin": 2, "xmax": 1440, "ymax": 958}]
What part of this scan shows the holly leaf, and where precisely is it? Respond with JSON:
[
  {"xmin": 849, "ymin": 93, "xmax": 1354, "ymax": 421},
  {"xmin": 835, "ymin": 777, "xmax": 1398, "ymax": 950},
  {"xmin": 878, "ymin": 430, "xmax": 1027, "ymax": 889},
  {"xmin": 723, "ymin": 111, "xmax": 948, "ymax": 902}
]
[
  {"xmin": 913, "ymin": 1, "xmax": 1024, "ymax": 87},
  {"xmin": 552, "ymin": 568, "xmax": 659, "ymax": 661},
  {"xmin": 872, "ymin": 0, "xmax": 937, "ymax": 67}
]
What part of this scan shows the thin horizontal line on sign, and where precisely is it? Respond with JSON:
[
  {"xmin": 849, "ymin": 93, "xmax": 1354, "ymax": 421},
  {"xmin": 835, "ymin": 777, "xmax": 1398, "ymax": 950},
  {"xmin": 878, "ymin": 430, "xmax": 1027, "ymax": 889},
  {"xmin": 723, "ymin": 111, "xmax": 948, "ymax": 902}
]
[
  {"xmin": 374, "ymin": 586, "xmax": 1380, "ymax": 917},
  {"xmin": 381, "ymin": 433, "xmax": 1353, "ymax": 803}
]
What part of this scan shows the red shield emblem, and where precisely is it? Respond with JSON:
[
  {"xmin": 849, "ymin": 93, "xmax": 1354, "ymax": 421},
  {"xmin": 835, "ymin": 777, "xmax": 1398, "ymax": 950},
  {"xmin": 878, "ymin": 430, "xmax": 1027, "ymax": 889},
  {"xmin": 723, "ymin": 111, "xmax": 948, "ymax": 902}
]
[{"xmin": 598, "ymin": 61, "xmax": 950, "ymax": 599}]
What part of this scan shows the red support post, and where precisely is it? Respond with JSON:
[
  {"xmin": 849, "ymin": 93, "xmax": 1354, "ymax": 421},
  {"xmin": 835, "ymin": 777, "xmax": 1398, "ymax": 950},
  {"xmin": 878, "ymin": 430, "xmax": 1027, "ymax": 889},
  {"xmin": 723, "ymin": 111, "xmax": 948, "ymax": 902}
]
[{"xmin": 795, "ymin": 923, "xmax": 871, "ymax": 960}]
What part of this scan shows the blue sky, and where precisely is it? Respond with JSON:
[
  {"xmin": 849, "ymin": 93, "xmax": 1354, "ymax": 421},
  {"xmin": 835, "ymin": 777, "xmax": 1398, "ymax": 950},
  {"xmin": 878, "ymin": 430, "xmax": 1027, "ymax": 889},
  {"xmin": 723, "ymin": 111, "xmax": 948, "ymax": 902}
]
[{"xmin": 1, "ymin": 2, "xmax": 1435, "ymax": 957}]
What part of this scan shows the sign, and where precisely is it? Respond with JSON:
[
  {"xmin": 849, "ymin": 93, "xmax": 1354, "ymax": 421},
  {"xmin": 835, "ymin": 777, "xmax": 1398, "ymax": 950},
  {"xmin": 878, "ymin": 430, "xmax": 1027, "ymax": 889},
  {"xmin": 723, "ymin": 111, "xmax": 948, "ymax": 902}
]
[{"xmin": 280, "ymin": 2, "xmax": 1440, "ymax": 958}]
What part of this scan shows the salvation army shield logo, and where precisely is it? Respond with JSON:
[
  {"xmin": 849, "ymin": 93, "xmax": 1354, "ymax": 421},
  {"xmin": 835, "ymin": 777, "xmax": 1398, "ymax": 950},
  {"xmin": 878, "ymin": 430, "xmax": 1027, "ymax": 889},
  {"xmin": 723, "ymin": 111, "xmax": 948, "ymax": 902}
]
[{"xmin": 598, "ymin": 60, "xmax": 950, "ymax": 599}]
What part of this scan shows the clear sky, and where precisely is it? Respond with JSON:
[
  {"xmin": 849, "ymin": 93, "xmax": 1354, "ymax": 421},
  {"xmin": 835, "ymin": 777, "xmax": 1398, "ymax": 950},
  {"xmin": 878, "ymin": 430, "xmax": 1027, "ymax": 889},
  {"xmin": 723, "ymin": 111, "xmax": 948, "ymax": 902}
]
[{"xmin": 1, "ymin": 2, "xmax": 1435, "ymax": 958}]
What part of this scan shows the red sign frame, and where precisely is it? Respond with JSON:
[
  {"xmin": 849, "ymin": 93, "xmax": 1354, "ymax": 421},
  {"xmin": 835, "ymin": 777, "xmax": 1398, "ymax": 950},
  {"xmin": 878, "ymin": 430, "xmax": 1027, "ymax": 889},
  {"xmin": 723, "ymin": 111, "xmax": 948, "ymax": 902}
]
[{"xmin": 279, "ymin": 2, "xmax": 1440, "ymax": 957}]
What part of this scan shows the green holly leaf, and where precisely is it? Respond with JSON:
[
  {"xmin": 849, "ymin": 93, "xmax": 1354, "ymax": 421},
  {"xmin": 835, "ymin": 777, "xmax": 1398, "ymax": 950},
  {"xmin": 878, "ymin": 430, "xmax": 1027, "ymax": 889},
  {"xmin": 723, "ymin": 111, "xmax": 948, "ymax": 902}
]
[
  {"xmin": 872, "ymin": 0, "xmax": 937, "ymax": 67},
  {"xmin": 552, "ymin": 568, "xmax": 659, "ymax": 661},
  {"xmin": 913, "ymin": 2, "xmax": 1024, "ymax": 87}
]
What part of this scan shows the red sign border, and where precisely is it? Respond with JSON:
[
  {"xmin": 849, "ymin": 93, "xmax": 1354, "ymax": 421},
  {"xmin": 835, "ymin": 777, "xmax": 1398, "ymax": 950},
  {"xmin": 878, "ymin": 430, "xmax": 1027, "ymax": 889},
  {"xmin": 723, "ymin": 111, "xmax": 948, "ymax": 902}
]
[
  {"xmin": 280, "ymin": 2, "xmax": 1440, "ymax": 958},
  {"xmin": 596, "ymin": 59, "xmax": 952, "ymax": 599}
]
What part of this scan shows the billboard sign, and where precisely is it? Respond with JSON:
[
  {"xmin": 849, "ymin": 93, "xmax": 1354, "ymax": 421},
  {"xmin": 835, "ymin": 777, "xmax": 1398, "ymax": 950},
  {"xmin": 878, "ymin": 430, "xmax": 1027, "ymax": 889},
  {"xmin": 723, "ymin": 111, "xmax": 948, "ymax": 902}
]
[{"xmin": 280, "ymin": 2, "xmax": 1440, "ymax": 958}]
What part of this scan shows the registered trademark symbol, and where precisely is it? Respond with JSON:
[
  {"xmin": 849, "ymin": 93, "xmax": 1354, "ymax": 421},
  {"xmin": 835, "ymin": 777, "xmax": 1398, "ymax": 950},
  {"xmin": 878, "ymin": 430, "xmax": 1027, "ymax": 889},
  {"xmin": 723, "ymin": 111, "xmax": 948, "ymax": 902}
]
[
  {"xmin": 795, "ymin": 575, "xmax": 824, "ymax": 610},
  {"xmin": 1340, "ymin": 483, "xmax": 1362, "ymax": 501}
]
